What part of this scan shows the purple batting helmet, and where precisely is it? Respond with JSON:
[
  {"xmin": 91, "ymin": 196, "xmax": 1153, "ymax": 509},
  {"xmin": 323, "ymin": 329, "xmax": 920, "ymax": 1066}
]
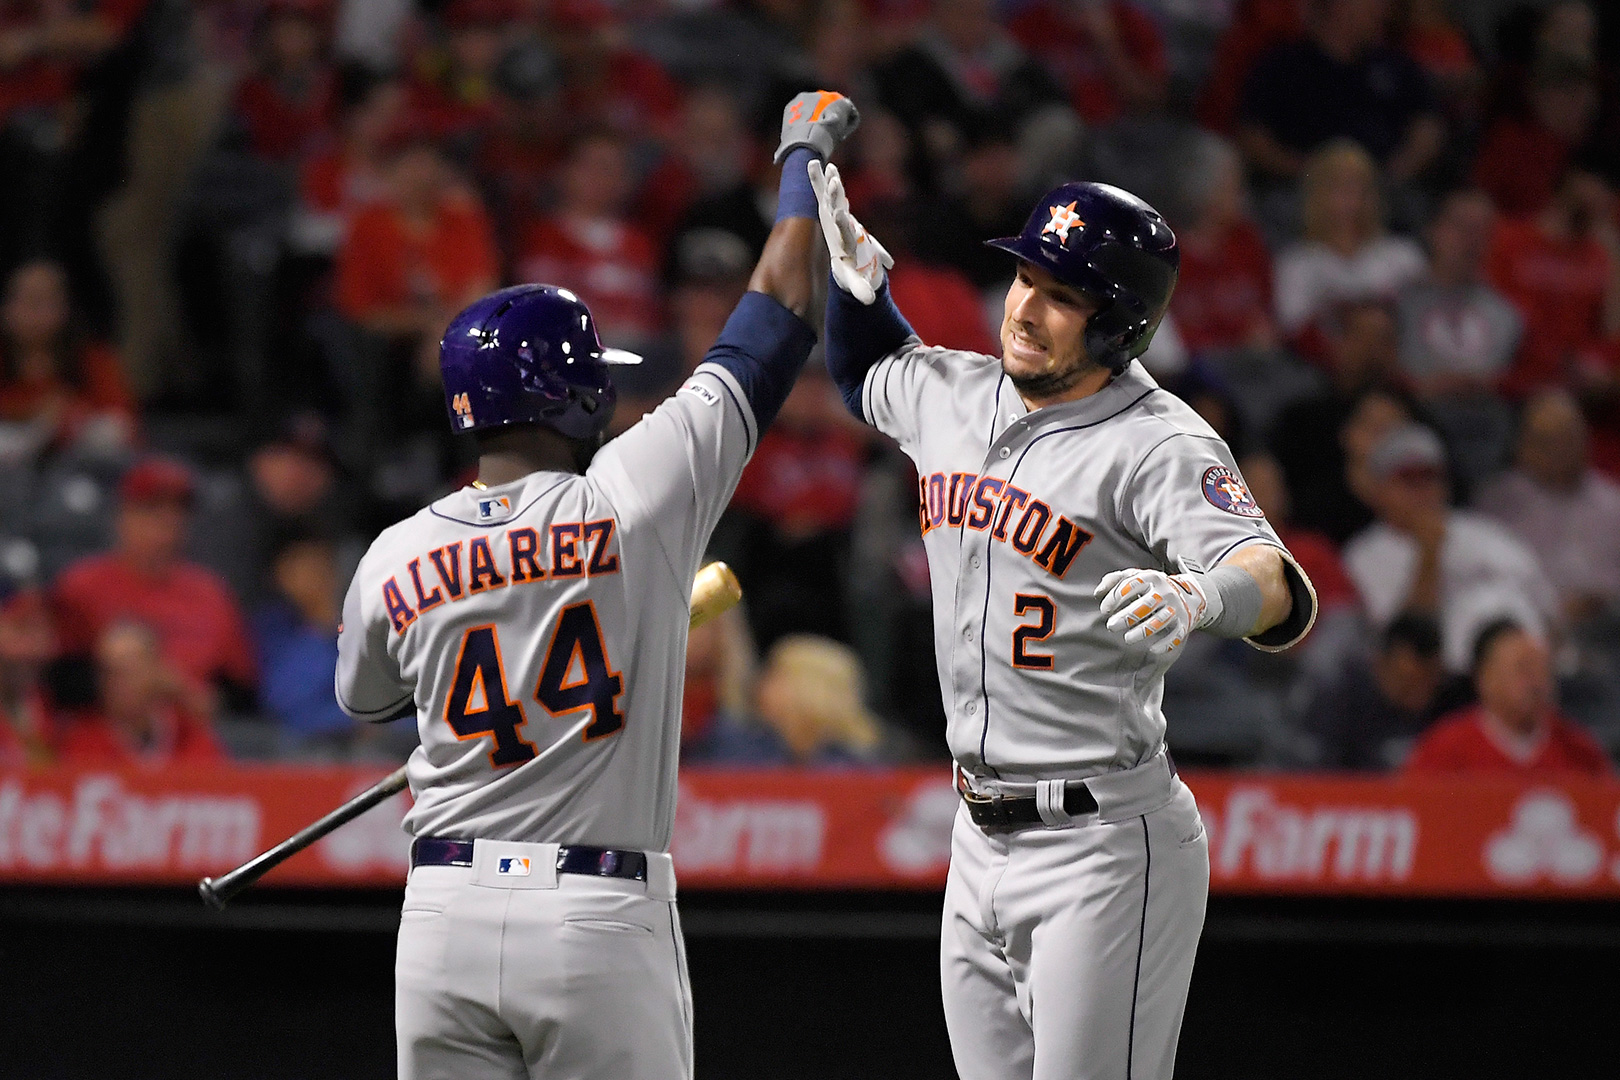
[
  {"xmin": 439, "ymin": 285, "xmax": 641, "ymax": 440},
  {"xmin": 987, "ymin": 181, "xmax": 1179, "ymax": 373}
]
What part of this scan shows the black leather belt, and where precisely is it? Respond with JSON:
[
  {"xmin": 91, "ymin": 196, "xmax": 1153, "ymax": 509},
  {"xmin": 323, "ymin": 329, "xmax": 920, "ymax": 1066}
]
[
  {"xmin": 960, "ymin": 753, "xmax": 1177, "ymax": 831},
  {"xmin": 961, "ymin": 783, "xmax": 1099, "ymax": 829},
  {"xmin": 410, "ymin": 837, "xmax": 649, "ymax": 883}
]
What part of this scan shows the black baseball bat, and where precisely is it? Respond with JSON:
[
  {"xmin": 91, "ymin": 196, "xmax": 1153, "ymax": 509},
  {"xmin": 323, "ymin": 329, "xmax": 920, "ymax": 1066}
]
[{"xmin": 197, "ymin": 765, "xmax": 408, "ymax": 910}]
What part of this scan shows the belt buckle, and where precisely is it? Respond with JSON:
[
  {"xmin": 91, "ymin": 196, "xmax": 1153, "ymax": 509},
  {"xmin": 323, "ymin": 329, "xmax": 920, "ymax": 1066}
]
[{"xmin": 961, "ymin": 786, "xmax": 1011, "ymax": 828}]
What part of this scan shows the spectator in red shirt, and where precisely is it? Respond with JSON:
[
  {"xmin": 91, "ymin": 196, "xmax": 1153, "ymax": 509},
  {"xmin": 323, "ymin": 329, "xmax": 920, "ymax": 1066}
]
[
  {"xmin": 51, "ymin": 457, "xmax": 258, "ymax": 712},
  {"xmin": 1472, "ymin": 55, "xmax": 1600, "ymax": 219},
  {"xmin": 1487, "ymin": 167, "xmax": 1620, "ymax": 398},
  {"xmin": 1007, "ymin": 0, "xmax": 1168, "ymax": 125},
  {"xmin": 58, "ymin": 621, "xmax": 224, "ymax": 766},
  {"xmin": 294, "ymin": 73, "xmax": 404, "ymax": 253},
  {"xmin": 233, "ymin": 0, "xmax": 336, "ymax": 165},
  {"xmin": 1405, "ymin": 619, "xmax": 1611, "ymax": 775},
  {"xmin": 1168, "ymin": 133, "xmax": 1277, "ymax": 354},
  {"xmin": 405, "ymin": 0, "xmax": 509, "ymax": 145},
  {"xmin": 0, "ymin": 258, "xmax": 135, "ymax": 455},
  {"xmin": 516, "ymin": 130, "xmax": 662, "ymax": 349},
  {"xmin": 335, "ymin": 131, "xmax": 499, "ymax": 381},
  {"xmin": 0, "ymin": 580, "xmax": 58, "ymax": 766},
  {"xmin": 551, "ymin": 0, "xmax": 680, "ymax": 145}
]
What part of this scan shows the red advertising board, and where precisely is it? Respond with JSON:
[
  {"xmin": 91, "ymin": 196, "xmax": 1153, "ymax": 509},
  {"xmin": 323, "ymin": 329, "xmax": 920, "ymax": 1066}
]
[{"xmin": 1, "ymin": 765, "xmax": 1618, "ymax": 897}]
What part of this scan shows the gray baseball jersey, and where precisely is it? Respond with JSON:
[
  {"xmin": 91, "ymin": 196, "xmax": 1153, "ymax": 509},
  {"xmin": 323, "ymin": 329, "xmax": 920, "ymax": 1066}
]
[
  {"xmin": 862, "ymin": 345, "xmax": 1312, "ymax": 779},
  {"xmin": 335, "ymin": 361, "xmax": 757, "ymax": 853}
]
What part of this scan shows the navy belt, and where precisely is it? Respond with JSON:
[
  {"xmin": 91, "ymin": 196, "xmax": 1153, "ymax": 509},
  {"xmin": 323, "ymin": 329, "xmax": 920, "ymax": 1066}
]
[{"xmin": 410, "ymin": 837, "xmax": 649, "ymax": 883}]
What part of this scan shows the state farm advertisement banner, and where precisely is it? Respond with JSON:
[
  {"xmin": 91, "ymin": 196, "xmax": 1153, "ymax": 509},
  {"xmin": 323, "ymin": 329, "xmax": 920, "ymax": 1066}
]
[{"xmin": 2, "ymin": 766, "xmax": 1620, "ymax": 897}]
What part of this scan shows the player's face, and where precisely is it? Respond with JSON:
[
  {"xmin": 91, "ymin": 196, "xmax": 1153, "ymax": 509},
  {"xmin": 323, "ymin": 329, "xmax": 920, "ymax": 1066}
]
[{"xmin": 1000, "ymin": 262, "xmax": 1101, "ymax": 399}]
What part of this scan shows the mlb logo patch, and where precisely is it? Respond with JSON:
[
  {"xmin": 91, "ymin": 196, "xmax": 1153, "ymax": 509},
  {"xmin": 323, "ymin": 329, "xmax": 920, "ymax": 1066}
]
[
  {"xmin": 478, "ymin": 495, "xmax": 512, "ymax": 521},
  {"xmin": 497, "ymin": 857, "xmax": 531, "ymax": 876}
]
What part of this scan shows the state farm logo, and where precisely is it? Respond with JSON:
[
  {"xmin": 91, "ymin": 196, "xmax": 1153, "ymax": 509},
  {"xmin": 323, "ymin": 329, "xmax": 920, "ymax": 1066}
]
[
  {"xmin": 1203, "ymin": 786, "xmax": 1418, "ymax": 883},
  {"xmin": 672, "ymin": 785, "xmax": 824, "ymax": 873},
  {"xmin": 878, "ymin": 780, "xmax": 958, "ymax": 874},
  {"xmin": 0, "ymin": 775, "xmax": 259, "ymax": 872},
  {"xmin": 1484, "ymin": 790, "xmax": 1603, "ymax": 887}
]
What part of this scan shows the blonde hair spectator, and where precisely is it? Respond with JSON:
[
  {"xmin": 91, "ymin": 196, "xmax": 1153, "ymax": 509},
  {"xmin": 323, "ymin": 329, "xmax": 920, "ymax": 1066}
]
[
  {"xmin": 755, "ymin": 635, "xmax": 881, "ymax": 762},
  {"xmin": 1302, "ymin": 139, "xmax": 1384, "ymax": 249}
]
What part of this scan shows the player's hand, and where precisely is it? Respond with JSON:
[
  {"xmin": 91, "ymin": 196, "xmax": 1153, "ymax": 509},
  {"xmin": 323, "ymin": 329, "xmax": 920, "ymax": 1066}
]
[
  {"xmin": 808, "ymin": 159, "xmax": 894, "ymax": 304},
  {"xmin": 1095, "ymin": 568, "xmax": 1212, "ymax": 659},
  {"xmin": 774, "ymin": 90, "xmax": 860, "ymax": 164}
]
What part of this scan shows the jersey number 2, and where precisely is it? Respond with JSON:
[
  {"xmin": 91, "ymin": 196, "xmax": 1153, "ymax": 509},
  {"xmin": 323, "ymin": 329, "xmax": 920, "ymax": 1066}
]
[
  {"xmin": 445, "ymin": 605, "xmax": 624, "ymax": 768},
  {"xmin": 1012, "ymin": 594, "xmax": 1055, "ymax": 670}
]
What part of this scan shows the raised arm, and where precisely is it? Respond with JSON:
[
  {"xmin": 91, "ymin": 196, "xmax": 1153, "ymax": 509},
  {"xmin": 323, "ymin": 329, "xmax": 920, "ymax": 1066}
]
[{"xmin": 808, "ymin": 161, "xmax": 917, "ymax": 419}]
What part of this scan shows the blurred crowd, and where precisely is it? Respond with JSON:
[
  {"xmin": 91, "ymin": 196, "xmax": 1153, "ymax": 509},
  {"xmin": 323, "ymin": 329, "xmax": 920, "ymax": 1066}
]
[{"xmin": 1, "ymin": 0, "xmax": 1618, "ymax": 777}]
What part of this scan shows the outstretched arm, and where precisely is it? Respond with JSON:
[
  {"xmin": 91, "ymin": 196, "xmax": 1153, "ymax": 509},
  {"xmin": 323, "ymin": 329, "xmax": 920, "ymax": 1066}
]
[{"xmin": 699, "ymin": 92, "xmax": 861, "ymax": 430}]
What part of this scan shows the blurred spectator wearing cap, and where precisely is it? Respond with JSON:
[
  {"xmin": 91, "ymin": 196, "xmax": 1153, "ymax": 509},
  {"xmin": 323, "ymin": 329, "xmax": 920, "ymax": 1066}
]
[
  {"xmin": 1344, "ymin": 423, "xmax": 1558, "ymax": 674},
  {"xmin": 754, "ymin": 634, "xmax": 908, "ymax": 766},
  {"xmin": 58, "ymin": 621, "xmax": 225, "ymax": 766},
  {"xmin": 905, "ymin": 121, "xmax": 1034, "ymax": 291},
  {"xmin": 1297, "ymin": 613, "xmax": 1447, "ymax": 769},
  {"xmin": 680, "ymin": 602, "xmax": 785, "ymax": 765},
  {"xmin": 1486, "ymin": 166, "xmax": 1620, "ymax": 399},
  {"xmin": 1472, "ymin": 54, "xmax": 1600, "ymax": 220},
  {"xmin": 334, "ymin": 131, "xmax": 499, "ymax": 387},
  {"xmin": 294, "ymin": 73, "xmax": 405, "ymax": 254},
  {"xmin": 252, "ymin": 528, "xmax": 369, "ymax": 755},
  {"xmin": 1274, "ymin": 140, "xmax": 1426, "ymax": 354},
  {"xmin": 727, "ymin": 364, "xmax": 872, "ymax": 650},
  {"xmin": 232, "ymin": 0, "xmax": 337, "ymax": 166},
  {"xmin": 50, "ymin": 457, "xmax": 258, "ymax": 711},
  {"xmin": 1269, "ymin": 301, "xmax": 1410, "ymax": 542},
  {"xmin": 0, "ymin": 578, "xmax": 59, "ymax": 766},
  {"xmin": 645, "ymin": 86, "xmax": 772, "ymax": 285},
  {"xmin": 516, "ymin": 130, "xmax": 662, "ymax": 351},
  {"xmin": 1476, "ymin": 389, "xmax": 1620, "ymax": 625},
  {"xmin": 1006, "ymin": 0, "xmax": 1169, "ymax": 125},
  {"xmin": 1405, "ymin": 619, "xmax": 1611, "ymax": 775},
  {"xmin": 1236, "ymin": 0, "xmax": 1444, "ymax": 184},
  {"xmin": 872, "ymin": 0, "xmax": 1066, "ymax": 188},
  {"xmin": 0, "ymin": 259, "xmax": 135, "ymax": 462},
  {"xmin": 1167, "ymin": 132, "xmax": 1278, "ymax": 355}
]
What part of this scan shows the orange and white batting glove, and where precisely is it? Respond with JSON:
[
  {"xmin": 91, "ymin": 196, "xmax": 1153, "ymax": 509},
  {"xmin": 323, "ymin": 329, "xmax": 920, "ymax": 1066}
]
[
  {"xmin": 807, "ymin": 160, "xmax": 894, "ymax": 304},
  {"xmin": 1095, "ymin": 568, "xmax": 1217, "ymax": 660}
]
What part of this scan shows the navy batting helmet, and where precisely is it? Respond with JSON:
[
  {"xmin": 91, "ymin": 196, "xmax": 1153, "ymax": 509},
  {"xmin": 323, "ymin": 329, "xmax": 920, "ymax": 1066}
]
[
  {"xmin": 987, "ymin": 182, "xmax": 1178, "ymax": 373},
  {"xmin": 439, "ymin": 285, "xmax": 641, "ymax": 439}
]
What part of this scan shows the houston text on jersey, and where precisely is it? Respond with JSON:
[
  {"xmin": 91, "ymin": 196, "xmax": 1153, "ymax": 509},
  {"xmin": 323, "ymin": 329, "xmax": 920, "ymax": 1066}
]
[{"xmin": 917, "ymin": 471, "xmax": 1093, "ymax": 579}]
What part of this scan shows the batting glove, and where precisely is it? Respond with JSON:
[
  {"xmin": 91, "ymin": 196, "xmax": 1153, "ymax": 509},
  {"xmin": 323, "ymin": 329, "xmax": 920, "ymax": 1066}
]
[
  {"xmin": 774, "ymin": 90, "xmax": 861, "ymax": 164},
  {"xmin": 808, "ymin": 160, "xmax": 894, "ymax": 304},
  {"xmin": 1095, "ymin": 568, "xmax": 1221, "ymax": 660}
]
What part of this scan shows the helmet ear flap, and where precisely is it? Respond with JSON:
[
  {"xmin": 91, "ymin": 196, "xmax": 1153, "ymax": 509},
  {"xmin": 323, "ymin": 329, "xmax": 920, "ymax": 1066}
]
[{"xmin": 1083, "ymin": 302, "xmax": 1146, "ymax": 374}]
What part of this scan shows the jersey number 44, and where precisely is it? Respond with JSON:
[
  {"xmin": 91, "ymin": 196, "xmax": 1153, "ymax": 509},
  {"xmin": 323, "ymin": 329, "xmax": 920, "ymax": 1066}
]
[{"xmin": 445, "ymin": 602, "xmax": 625, "ymax": 767}]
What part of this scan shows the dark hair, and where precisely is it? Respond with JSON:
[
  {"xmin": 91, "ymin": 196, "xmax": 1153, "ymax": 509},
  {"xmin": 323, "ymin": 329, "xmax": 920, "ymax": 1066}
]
[
  {"xmin": 0, "ymin": 263, "xmax": 89, "ymax": 391},
  {"xmin": 1383, "ymin": 613, "xmax": 1441, "ymax": 659},
  {"xmin": 1471, "ymin": 618, "xmax": 1526, "ymax": 677}
]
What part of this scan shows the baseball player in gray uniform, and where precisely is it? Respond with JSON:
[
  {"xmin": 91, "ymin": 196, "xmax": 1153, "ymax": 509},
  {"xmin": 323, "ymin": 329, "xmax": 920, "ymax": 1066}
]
[
  {"xmin": 809, "ymin": 168, "xmax": 1318, "ymax": 1079},
  {"xmin": 334, "ymin": 91, "xmax": 859, "ymax": 1080}
]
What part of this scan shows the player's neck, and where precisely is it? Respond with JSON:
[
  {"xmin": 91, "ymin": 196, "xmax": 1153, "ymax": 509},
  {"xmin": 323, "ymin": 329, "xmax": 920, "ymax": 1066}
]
[
  {"xmin": 1014, "ymin": 363, "xmax": 1115, "ymax": 412},
  {"xmin": 476, "ymin": 428, "xmax": 581, "ymax": 485}
]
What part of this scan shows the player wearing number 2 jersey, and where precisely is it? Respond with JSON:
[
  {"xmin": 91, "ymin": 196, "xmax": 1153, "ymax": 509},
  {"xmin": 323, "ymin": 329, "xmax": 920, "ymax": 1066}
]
[
  {"xmin": 811, "ymin": 170, "xmax": 1319, "ymax": 1079},
  {"xmin": 334, "ymin": 91, "xmax": 859, "ymax": 1080}
]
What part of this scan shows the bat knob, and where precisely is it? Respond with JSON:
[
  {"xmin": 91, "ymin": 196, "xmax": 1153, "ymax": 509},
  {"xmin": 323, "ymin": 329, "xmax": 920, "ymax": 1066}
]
[{"xmin": 198, "ymin": 877, "xmax": 226, "ymax": 911}]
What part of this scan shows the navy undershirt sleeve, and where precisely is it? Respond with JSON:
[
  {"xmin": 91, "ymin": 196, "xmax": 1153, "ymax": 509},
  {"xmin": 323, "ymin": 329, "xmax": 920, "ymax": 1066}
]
[
  {"xmin": 700, "ymin": 290, "xmax": 818, "ymax": 432},
  {"xmin": 824, "ymin": 274, "xmax": 916, "ymax": 421}
]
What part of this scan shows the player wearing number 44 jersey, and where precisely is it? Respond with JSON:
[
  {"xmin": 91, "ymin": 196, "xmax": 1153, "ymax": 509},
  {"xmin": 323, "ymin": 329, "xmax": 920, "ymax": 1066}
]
[
  {"xmin": 334, "ymin": 91, "xmax": 859, "ymax": 1080},
  {"xmin": 811, "ymin": 166, "xmax": 1319, "ymax": 1079}
]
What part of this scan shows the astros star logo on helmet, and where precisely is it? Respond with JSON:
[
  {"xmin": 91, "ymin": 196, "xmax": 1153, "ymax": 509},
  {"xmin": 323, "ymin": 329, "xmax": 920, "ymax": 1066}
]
[{"xmin": 1041, "ymin": 201, "xmax": 1085, "ymax": 245}]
